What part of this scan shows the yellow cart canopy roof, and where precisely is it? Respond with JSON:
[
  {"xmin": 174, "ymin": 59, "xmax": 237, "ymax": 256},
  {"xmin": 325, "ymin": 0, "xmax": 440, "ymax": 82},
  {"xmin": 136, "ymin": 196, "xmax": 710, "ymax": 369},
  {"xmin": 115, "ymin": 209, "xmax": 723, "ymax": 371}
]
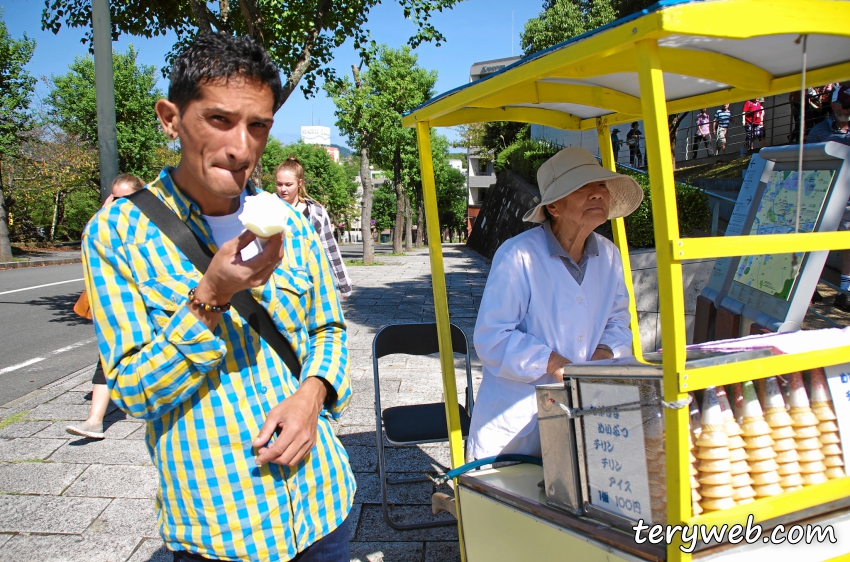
[{"xmin": 402, "ymin": 0, "xmax": 850, "ymax": 131}]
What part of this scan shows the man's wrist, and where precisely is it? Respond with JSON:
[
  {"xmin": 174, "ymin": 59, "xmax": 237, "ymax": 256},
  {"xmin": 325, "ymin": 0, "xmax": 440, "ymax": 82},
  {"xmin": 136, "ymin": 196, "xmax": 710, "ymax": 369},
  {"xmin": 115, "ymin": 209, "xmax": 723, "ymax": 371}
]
[
  {"xmin": 301, "ymin": 376, "xmax": 335, "ymax": 411},
  {"xmin": 194, "ymin": 277, "xmax": 233, "ymax": 307}
]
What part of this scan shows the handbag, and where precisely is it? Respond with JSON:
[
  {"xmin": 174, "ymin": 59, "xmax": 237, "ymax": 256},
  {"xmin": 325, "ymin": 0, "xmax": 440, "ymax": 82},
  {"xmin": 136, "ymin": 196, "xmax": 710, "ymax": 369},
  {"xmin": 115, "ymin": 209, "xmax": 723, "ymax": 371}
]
[
  {"xmin": 126, "ymin": 189, "xmax": 301, "ymax": 378},
  {"xmin": 73, "ymin": 290, "xmax": 93, "ymax": 320}
]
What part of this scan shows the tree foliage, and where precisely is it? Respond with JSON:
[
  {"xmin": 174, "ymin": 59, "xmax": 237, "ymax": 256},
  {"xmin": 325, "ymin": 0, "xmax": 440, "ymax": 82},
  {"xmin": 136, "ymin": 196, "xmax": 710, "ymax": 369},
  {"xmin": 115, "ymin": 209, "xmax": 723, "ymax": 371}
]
[
  {"xmin": 327, "ymin": 45, "xmax": 436, "ymax": 255},
  {"xmin": 522, "ymin": 0, "xmax": 657, "ymax": 55},
  {"xmin": 370, "ymin": 184, "xmax": 396, "ymax": 232},
  {"xmin": 47, "ymin": 46, "xmax": 167, "ymax": 180},
  {"xmin": 521, "ymin": 0, "xmax": 617, "ymax": 55},
  {"xmin": 42, "ymin": 0, "xmax": 463, "ymax": 105},
  {"xmin": 0, "ymin": 12, "xmax": 37, "ymax": 261}
]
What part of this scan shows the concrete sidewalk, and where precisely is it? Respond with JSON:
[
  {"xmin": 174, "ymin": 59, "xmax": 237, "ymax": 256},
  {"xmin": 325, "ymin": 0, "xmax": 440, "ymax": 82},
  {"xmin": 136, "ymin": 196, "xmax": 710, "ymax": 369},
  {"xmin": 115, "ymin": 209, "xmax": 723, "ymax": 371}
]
[
  {"xmin": 0, "ymin": 245, "xmax": 488, "ymax": 561},
  {"xmin": 0, "ymin": 248, "xmax": 82, "ymax": 270}
]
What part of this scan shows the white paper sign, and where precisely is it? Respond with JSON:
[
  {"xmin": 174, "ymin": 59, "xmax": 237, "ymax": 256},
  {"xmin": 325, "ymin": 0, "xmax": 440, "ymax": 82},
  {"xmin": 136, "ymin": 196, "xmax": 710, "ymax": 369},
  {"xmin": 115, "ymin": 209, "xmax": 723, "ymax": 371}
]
[
  {"xmin": 825, "ymin": 362, "xmax": 850, "ymax": 471},
  {"xmin": 581, "ymin": 382, "xmax": 652, "ymax": 523}
]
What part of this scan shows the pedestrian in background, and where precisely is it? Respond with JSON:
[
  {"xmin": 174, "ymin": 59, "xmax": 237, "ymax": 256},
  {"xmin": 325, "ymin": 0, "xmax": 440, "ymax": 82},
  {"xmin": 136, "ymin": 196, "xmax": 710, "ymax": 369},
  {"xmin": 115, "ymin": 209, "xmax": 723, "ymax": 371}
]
[
  {"xmin": 275, "ymin": 156, "xmax": 353, "ymax": 299},
  {"xmin": 610, "ymin": 128, "xmax": 622, "ymax": 163},
  {"xmin": 691, "ymin": 108, "xmax": 713, "ymax": 159},
  {"xmin": 626, "ymin": 122, "xmax": 643, "ymax": 167},
  {"xmin": 66, "ymin": 173, "xmax": 144, "ymax": 440},
  {"xmin": 713, "ymin": 103, "xmax": 732, "ymax": 155},
  {"xmin": 743, "ymin": 98, "xmax": 764, "ymax": 151}
]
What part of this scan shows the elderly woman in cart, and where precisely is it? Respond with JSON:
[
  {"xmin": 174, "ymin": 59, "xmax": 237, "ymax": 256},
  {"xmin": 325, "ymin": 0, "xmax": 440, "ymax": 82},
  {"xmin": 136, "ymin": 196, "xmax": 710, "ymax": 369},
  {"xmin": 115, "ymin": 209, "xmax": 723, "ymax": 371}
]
[{"xmin": 469, "ymin": 147, "xmax": 644, "ymax": 460}]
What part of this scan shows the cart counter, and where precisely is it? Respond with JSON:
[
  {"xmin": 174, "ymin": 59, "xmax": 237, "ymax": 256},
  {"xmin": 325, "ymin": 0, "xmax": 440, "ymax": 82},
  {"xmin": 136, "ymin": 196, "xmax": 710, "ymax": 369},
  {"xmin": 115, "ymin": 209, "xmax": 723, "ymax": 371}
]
[{"xmin": 457, "ymin": 464, "xmax": 850, "ymax": 561}]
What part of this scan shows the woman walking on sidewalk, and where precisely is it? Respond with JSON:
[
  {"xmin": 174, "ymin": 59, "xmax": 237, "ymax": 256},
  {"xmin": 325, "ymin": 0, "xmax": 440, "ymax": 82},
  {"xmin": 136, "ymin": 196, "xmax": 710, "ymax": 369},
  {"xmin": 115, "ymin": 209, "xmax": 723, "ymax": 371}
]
[
  {"xmin": 275, "ymin": 156, "xmax": 352, "ymax": 299},
  {"xmin": 66, "ymin": 174, "xmax": 144, "ymax": 440}
]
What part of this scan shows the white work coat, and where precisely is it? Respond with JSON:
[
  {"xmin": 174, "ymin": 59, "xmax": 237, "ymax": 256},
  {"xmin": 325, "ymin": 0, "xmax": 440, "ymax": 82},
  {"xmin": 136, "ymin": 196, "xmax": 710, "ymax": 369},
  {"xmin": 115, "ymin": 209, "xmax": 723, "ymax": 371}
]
[{"xmin": 468, "ymin": 225, "xmax": 633, "ymax": 459}]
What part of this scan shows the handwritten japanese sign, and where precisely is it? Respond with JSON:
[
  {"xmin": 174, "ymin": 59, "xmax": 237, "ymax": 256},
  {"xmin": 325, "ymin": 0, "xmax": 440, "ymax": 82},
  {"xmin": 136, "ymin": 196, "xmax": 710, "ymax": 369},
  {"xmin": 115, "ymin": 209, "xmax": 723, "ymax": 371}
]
[
  {"xmin": 580, "ymin": 382, "xmax": 653, "ymax": 523},
  {"xmin": 824, "ymin": 362, "xmax": 850, "ymax": 471}
]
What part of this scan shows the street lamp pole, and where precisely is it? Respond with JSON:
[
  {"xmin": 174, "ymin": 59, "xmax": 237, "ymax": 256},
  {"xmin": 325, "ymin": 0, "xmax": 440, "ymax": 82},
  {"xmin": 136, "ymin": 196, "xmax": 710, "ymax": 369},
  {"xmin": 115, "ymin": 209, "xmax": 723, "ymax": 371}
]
[{"xmin": 92, "ymin": 0, "xmax": 119, "ymax": 203}]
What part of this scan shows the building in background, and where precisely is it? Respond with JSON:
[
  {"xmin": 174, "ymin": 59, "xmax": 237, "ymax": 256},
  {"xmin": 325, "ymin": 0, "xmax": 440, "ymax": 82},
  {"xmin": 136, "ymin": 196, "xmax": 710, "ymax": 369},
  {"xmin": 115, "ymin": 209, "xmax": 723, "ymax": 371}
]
[
  {"xmin": 465, "ymin": 56, "xmax": 521, "ymax": 235},
  {"xmin": 301, "ymin": 125, "xmax": 331, "ymax": 145},
  {"xmin": 300, "ymin": 125, "xmax": 340, "ymax": 162}
]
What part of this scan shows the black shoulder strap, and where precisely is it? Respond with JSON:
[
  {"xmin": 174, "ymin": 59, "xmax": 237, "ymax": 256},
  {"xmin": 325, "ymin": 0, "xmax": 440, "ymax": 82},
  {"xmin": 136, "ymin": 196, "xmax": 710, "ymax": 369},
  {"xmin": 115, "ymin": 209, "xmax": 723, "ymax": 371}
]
[{"xmin": 127, "ymin": 189, "xmax": 302, "ymax": 378}]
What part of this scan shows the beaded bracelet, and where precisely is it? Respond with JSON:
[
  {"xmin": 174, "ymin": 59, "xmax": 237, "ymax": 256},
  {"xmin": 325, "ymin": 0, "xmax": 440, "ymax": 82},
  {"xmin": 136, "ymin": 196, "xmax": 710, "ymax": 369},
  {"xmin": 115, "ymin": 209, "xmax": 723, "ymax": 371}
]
[{"xmin": 188, "ymin": 287, "xmax": 232, "ymax": 313}]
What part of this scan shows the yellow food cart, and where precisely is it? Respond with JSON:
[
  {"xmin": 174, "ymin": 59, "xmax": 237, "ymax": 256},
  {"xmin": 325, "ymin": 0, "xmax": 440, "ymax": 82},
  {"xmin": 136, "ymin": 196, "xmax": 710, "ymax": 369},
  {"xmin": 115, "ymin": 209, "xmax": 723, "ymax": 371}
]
[{"xmin": 400, "ymin": 1, "xmax": 850, "ymax": 560}]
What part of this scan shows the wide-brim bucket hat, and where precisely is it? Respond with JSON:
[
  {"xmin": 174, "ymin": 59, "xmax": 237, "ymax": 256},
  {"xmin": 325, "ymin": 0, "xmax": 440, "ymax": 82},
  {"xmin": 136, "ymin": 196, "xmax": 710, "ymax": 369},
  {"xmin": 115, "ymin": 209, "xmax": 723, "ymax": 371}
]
[{"xmin": 523, "ymin": 147, "xmax": 644, "ymax": 223}]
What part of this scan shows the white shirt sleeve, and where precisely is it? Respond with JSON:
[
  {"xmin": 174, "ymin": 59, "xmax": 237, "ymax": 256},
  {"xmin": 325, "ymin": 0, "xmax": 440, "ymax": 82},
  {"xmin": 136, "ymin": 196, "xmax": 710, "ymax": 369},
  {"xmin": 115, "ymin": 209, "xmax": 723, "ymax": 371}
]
[
  {"xmin": 598, "ymin": 249, "xmax": 634, "ymax": 357},
  {"xmin": 473, "ymin": 243, "xmax": 553, "ymax": 383}
]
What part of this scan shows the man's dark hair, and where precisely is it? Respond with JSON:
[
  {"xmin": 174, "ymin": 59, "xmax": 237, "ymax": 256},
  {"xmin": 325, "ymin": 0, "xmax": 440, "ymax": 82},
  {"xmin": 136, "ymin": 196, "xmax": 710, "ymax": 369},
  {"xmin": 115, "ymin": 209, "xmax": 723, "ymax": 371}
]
[{"xmin": 168, "ymin": 33, "xmax": 283, "ymax": 113}]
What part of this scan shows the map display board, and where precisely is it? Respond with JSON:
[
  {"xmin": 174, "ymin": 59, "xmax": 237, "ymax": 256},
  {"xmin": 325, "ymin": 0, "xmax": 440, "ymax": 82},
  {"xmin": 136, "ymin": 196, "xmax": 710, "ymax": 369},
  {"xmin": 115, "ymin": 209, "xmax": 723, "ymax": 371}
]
[
  {"xmin": 730, "ymin": 169, "xmax": 835, "ymax": 302},
  {"xmin": 702, "ymin": 155, "xmax": 771, "ymax": 303}
]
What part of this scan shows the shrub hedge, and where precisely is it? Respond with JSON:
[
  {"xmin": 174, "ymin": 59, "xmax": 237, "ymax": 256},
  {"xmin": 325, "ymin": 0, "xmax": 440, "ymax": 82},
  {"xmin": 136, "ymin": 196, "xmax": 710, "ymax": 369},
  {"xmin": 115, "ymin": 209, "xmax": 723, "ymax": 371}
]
[{"xmin": 493, "ymin": 138, "xmax": 711, "ymax": 248}]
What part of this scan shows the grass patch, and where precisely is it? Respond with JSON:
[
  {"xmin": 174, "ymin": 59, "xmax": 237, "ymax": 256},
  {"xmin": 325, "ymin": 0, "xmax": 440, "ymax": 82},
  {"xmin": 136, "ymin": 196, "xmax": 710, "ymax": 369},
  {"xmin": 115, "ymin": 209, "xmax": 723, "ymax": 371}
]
[
  {"xmin": 0, "ymin": 411, "xmax": 28, "ymax": 432},
  {"xmin": 385, "ymin": 252, "xmax": 407, "ymax": 257},
  {"xmin": 674, "ymin": 156, "xmax": 751, "ymax": 180},
  {"xmin": 345, "ymin": 260, "xmax": 385, "ymax": 266}
]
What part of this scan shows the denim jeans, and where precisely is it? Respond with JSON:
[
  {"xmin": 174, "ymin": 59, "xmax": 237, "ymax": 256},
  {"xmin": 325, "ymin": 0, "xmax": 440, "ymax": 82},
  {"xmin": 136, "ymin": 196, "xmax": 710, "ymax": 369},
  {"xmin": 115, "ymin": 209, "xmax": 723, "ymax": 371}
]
[{"xmin": 171, "ymin": 517, "xmax": 350, "ymax": 562}]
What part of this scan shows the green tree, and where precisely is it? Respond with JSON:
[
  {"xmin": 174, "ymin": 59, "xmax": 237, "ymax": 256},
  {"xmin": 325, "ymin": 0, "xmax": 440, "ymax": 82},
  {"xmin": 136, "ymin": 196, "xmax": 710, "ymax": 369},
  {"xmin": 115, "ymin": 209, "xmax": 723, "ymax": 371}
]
[
  {"xmin": 42, "ymin": 0, "xmax": 462, "ymax": 106},
  {"xmin": 0, "ymin": 13, "xmax": 36, "ymax": 262},
  {"xmin": 47, "ymin": 46, "xmax": 166, "ymax": 180},
  {"xmin": 521, "ymin": 0, "xmax": 617, "ymax": 55},
  {"xmin": 327, "ymin": 45, "xmax": 435, "ymax": 258},
  {"xmin": 367, "ymin": 46, "xmax": 436, "ymax": 254},
  {"xmin": 371, "ymin": 184, "xmax": 396, "ymax": 233}
]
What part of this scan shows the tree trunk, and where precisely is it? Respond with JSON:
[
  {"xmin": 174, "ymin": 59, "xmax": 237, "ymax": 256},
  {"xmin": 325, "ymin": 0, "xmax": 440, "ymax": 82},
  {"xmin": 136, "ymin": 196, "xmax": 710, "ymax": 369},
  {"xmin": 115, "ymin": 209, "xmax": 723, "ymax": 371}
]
[
  {"xmin": 415, "ymin": 192, "xmax": 424, "ymax": 248},
  {"xmin": 251, "ymin": 161, "xmax": 263, "ymax": 190},
  {"xmin": 0, "ymin": 160, "xmax": 13, "ymax": 262},
  {"xmin": 279, "ymin": 0, "xmax": 333, "ymax": 106},
  {"xmin": 392, "ymin": 147, "xmax": 404, "ymax": 254},
  {"xmin": 50, "ymin": 190, "xmax": 61, "ymax": 241},
  {"xmin": 668, "ymin": 113, "xmax": 687, "ymax": 171},
  {"xmin": 359, "ymin": 145, "xmax": 376, "ymax": 264},
  {"xmin": 404, "ymin": 193, "xmax": 413, "ymax": 252}
]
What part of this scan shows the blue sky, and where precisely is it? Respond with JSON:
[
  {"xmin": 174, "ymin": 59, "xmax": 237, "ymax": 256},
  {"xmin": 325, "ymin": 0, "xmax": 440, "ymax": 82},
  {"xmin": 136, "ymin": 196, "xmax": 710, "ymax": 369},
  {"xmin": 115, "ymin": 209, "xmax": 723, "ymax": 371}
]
[{"xmin": 2, "ymin": 0, "xmax": 543, "ymax": 148}]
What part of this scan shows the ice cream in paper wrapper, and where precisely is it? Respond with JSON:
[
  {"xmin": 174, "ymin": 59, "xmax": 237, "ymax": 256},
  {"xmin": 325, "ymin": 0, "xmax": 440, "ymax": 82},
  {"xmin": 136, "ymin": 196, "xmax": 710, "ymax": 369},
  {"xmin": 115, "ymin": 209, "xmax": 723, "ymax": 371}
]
[{"xmin": 238, "ymin": 191, "xmax": 292, "ymax": 247}]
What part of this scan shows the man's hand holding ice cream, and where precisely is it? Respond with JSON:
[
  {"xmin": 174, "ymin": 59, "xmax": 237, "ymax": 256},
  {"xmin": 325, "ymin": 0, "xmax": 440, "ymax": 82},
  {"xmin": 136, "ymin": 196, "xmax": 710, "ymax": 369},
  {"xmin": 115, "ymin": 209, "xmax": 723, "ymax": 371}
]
[
  {"xmin": 187, "ymin": 195, "xmax": 288, "ymax": 330},
  {"xmin": 239, "ymin": 191, "xmax": 292, "ymax": 248}
]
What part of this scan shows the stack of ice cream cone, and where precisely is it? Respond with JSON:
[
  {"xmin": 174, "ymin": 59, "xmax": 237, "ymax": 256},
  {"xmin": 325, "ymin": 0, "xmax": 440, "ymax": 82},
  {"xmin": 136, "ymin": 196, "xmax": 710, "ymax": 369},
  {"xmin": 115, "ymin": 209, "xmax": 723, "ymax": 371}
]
[
  {"xmin": 717, "ymin": 386, "xmax": 755, "ymax": 504},
  {"xmin": 809, "ymin": 369, "xmax": 845, "ymax": 479},
  {"xmin": 689, "ymin": 395, "xmax": 702, "ymax": 516},
  {"xmin": 696, "ymin": 387, "xmax": 735, "ymax": 512},
  {"xmin": 741, "ymin": 381, "xmax": 783, "ymax": 498},
  {"xmin": 761, "ymin": 377, "xmax": 803, "ymax": 491},
  {"xmin": 788, "ymin": 372, "xmax": 828, "ymax": 486}
]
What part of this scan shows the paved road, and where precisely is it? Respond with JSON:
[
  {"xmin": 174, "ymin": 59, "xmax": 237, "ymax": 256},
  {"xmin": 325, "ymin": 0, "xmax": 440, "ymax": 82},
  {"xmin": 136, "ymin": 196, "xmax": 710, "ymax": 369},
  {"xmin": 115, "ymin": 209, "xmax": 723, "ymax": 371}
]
[
  {"xmin": 338, "ymin": 242, "xmax": 396, "ymax": 261},
  {"xmin": 0, "ymin": 243, "xmax": 408, "ymax": 408},
  {"xmin": 0, "ymin": 264, "xmax": 95, "ymax": 406}
]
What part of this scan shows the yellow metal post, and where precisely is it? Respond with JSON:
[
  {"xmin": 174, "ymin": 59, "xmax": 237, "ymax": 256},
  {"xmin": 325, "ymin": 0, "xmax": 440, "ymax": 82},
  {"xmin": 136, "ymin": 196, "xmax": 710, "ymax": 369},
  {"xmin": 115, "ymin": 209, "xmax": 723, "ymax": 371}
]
[
  {"xmin": 635, "ymin": 38, "xmax": 690, "ymax": 562},
  {"xmin": 415, "ymin": 121, "xmax": 467, "ymax": 561},
  {"xmin": 597, "ymin": 122, "xmax": 644, "ymax": 362},
  {"xmin": 415, "ymin": 121, "xmax": 465, "ymax": 471}
]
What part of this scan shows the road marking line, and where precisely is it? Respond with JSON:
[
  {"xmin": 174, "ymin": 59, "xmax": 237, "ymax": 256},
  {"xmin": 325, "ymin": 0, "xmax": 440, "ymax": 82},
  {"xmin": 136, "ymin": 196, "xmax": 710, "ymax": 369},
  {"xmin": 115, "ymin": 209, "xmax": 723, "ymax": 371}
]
[
  {"xmin": 51, "ymin": 338, "xmax": 97, "ymax": 355},
  {"xmin": 0, "ymin": 278, "xmax": 85, "ymax": 295},
  {"xmin": 0, "ymin": 357, "xmax": 45, "ymax": 375}
]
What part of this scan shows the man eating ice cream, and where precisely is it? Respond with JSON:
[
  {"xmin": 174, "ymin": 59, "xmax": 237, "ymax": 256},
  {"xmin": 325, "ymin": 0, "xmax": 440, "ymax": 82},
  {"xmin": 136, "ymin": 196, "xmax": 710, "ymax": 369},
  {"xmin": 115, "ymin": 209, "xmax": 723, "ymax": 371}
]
[{"xmin": 81, "ymin": 34, "xmax": 354, "ymax": 561}]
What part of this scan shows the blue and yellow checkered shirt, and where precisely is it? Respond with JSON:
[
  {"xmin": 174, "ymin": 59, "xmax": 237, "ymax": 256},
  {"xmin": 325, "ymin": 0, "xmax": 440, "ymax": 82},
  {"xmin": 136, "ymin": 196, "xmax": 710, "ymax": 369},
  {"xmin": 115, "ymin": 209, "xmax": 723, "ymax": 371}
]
[{"xmin": 82, "ymin": 169, "xmax": 355, "ymax": 561}]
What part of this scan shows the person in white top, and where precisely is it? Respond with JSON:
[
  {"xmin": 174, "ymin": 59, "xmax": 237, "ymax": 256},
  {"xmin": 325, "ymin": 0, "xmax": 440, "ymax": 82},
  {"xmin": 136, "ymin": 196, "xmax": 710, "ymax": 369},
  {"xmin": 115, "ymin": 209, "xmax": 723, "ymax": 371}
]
[{"xmin": 468, "ymin": 147, "xmax": 644, "ymax": 459}]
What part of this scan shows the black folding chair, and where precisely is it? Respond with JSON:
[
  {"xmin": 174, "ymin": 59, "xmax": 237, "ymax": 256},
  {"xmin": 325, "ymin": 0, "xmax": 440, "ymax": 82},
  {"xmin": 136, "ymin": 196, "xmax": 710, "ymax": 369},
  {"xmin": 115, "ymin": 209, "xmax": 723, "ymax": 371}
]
[{"xmin": 373, "ymin": 322, "xmax": 474, "ymax": 530}]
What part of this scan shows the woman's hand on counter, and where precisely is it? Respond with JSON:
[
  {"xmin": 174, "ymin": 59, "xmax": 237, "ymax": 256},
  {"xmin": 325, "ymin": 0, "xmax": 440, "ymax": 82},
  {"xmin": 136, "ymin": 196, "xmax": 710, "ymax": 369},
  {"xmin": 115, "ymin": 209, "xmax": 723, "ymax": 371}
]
[
  {"xmin": 547, "ymin": 351, "xmax": 571, "ymax": 383},
  {"xmin": 591, "ymin": 346, "xmax": 614, "ymax": 361}
]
